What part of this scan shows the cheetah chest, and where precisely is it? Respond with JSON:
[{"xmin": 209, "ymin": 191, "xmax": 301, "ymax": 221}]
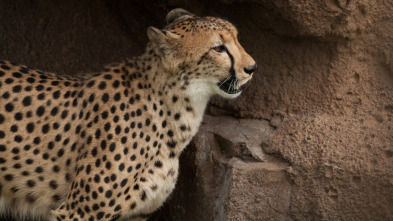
[{"xmin": 135, "ymin": 159, "xmax": 179, "ymax": 215}]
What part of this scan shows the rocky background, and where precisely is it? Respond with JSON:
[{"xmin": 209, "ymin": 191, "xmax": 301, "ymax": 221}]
[{"xmin": 1, "ymin": 0, "xmax": 392, "ymax": 220}]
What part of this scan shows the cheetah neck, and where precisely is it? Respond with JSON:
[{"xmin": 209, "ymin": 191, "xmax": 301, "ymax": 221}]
[{"xmin": 122, "ymin": 51, "xmax": 212, "ymax": 156}]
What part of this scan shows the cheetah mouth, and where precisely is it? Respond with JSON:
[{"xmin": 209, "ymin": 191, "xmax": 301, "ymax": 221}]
[{"xmin": 217, "ymin": 75, "xmax": 242, "ymax": 94}]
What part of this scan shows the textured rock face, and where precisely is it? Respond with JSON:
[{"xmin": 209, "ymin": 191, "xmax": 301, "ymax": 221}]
[{"xmin": 1, "ymin": 0, "xmax": 393, "ymax": 220}]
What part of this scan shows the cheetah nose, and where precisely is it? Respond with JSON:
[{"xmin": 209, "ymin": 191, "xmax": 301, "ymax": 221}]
[{"xmin": 244, "ymin": 63, "xmax": 257, "ymax": 75}]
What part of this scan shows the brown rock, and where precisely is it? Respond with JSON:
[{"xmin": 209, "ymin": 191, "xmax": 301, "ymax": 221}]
[{"xmin": 151, "ymin": 115, "xmax": 290, "ymax": 221}]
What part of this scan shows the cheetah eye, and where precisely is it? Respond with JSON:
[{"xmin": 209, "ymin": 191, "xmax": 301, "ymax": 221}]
[{"xmin": 212, "ymin": 45, "xmax": 226, "ymax": 53}]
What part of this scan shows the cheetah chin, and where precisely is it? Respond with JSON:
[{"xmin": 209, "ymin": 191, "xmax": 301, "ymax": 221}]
[{"xmin": 218, "ymin": 75, "xmax": 245, "ymax": 95}]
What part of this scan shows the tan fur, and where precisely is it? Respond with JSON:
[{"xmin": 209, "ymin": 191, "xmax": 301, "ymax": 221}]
[{"xmin": 0, "ymin": 9, "xmax": 255, "ymax": 221}]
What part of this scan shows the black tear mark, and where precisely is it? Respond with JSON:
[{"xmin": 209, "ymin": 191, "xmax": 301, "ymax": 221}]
[{"xmin": 225, "ymin": 48, "xmax": 236, "ymax": 76}]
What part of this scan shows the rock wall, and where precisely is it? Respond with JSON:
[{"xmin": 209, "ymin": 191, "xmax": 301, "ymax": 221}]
[{"xmin": 1, "ymin": 0, "xmax": 392, "ymax": 220}]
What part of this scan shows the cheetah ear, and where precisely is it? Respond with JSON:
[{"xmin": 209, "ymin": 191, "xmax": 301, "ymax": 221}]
[
  {"xmin": 166, "ymin": 8, "xmax": 196, "ymax": 24},
  {"xmin": 147, "ymin": 26, "xmax": 179, "ymax": 50}
]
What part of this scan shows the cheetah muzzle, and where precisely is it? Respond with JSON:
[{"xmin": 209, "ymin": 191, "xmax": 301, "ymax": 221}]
[{"xmin": 0, "ymin": 8, "xmax": 256, "ymax": 221}]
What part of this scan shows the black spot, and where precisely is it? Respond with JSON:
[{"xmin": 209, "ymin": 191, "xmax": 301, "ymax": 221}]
[
  {"xmin": 129, "ymin": 97, "xmax": 134, "ymax": 104},
  {"xmin": 14, "ymin": 135, "xmax": 23, "ymax": 143},
  {"xmin": 22, "ymin": 96, "xmax": 32, "ymax": 106},
  {"xmin": 4, "ymin": 174, "xmax": 13, "ymax": 180},
  {"xmin": 167, "ymin": 141, "xmax": 177, "ymax": 148},
  {"xmin": 118, "ymin": 163, "xmax": 125, "ymax": 171},
  {"xmin": 109, "ymin": 143, "xmax": 116, "ymax": 152},
  {"xmin": 93, "ymin": 103, "xmax": 99, "ymax": 112},
  {"xmin": 101, "ymin": 140, "xmax": 107, "ymax": 150},
  {"xmin": 5, "ymin": 103, "xmax": 14, "ymax": 112},
  {"xmin": 61, "ymin": 110, "xmax": 68, "ymax": 119},
  {"xmin": 104, "ymin": 74, "xmax": 112, "ymax": 80},
  {"xmin": 57, "ymin": 148, "xmax": 65, "ymax": 157},
  {"xmin": 172, "ymin": 95, "xmax": 178, "ymax": 103},
  {"xmin": 12, "ymin": 72, "xmax": 22, "ymax": 78},
  {"xmin": 14, "ymin": 112, "xmax": 23, "ymax": 121},
  {"xmin": 91, "ymin": 147, "xmax": 98, "ymax": 157},
  {"xmin": 12, "ymin": 147, "xmax": 19, "ymax": 154},
  {"xmin": 2, "ymin": 92, "xmax": 9, "ymax": 99},
  {"xmin": 49, "ymin": 180, "xmax": 58, "ymax": 189},
  {"xmin": 98, "ymin": 81, "xmax": 107, "ymax": 90},
  {"xmin": 94, "ymin": 174, "xmax": 100, "ymax": 183},
  {"xmin": 12, "ymin": 85, "xmax": 22, "ymax": 93},
  {"xmin": 112, "ymin": 80, "xmax": 120, "ymax": 88},
  {"xmin": 53, "ymin": 90, "xmax": 61, "ymax": 99},
  {"xmin": 26, "ymin": 123, "xmax": 34, "ymax": 133},
  {"xmin": 33, "ymin": 137, "xmax": 40, "ymax": 144},
  {"xmin": 27, "ymin": 180, "xmax": 36, "ymax": 187},
  {"xmin": 52, "ymin": 194, "xmax": 62, "ymax": 202},
  {"xmin": 114, "ymin": 93, "xmax": 121, "ymax": 101},
  {"xmin": 35, "ymin": 85, "xmax": 45, "ymax": 91},
  {"xmin": 42, "ymin": 124, "xmax": 50, "ymax": 134},
  {"xmin": 11, "ymin": 125, "xmax": 18, "ymax": 132},
  {"xmin": 140, "ymin": 190, "xmax": 147, "ymax": 201},
  {"xmin": 105, "ymin": 190, "xmax": 112, "ymax": 198},
  {"xmin": 169, "ymin": 151, "xmax": 176, "ymax": 158},
  {"xmin": 88, "ymin": 93, "xmax": 95, "ymax": 103},
  {"xmin": 5, "ymin": 78, "xmax": 14, "ymax": 84},
  {"xmin": 120, "ymin": 178, "xmax": 128, "ymax": 187},
  {"xmin": 27, "ymin": 77, "xmax": 35, "ymax": 83},
  {"xmin": 105, "ymin": 162, "xmax": 111, "ymax": 170},
  {"xmin": 102, "ymin": 93, "xmax": 109, "ymax": 103},
  {"xmin": 133, "ymin": 184, "xmax": 139, "ymax": 190},
  {"xmin": 99, "ymin": 110, "xmax": 108, "ymax": 119},
  {"xmin": 37, "ymin": 93, "xmax": 45, "ymax": 100},
  {"xmin": 26, "ymin": 193, "xmax": 36, "ymax": 203},
  {"xmin": 97, "ymin": 212, "xmax": 105, "ymax": 220},
  {"xmin": 114, "ymin": 205, "xmax": 121, "ymax": 212},
  {"xmin": 36, "ymin": 106, "xmax": 45, "ymax": 117},
  {"xmin": 154, "ymin": 161, "xmax": 163, "ymax": 168},
  {"xmin": 0, "ymin": 64, "xmax": 11, "ymax": 70},
  {"xmin": 53, "ymin": 165, "xmax": 60, "ymax": 173},
  {"xmin": 86, "ymin": 80, "xmax": 95, "ymax": 88}
]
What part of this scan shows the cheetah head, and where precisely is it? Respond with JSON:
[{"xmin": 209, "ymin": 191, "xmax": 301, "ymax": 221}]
[{"xmin": 147, "ymin": 8, "xmax": 257, "ymax": 99}]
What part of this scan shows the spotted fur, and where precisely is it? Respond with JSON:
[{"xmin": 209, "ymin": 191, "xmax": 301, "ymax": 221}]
[{"xmin": 0, "ymin": 8, "xmax": 256, "ymax": 221}]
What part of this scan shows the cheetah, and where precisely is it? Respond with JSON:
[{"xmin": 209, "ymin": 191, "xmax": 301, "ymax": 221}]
[{"xmin": 0, "ymin": 8, "xmax": 256, "ymax": 221}]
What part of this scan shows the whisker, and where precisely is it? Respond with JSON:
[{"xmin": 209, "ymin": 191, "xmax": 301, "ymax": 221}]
[
  {"xmin": 231, "ymin": 79, "xmax": 236, "ymax": 93},
  {"xmin": 219, "ymin": 76, "xmax": 232, "ymax": 88},
  {"xmin": 242, "ymin": 80, "xmax": 252, "ymax": 91},
  {"xmin": 228, "ymin": 79, "xmax": 234, "ymax": 93}
]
